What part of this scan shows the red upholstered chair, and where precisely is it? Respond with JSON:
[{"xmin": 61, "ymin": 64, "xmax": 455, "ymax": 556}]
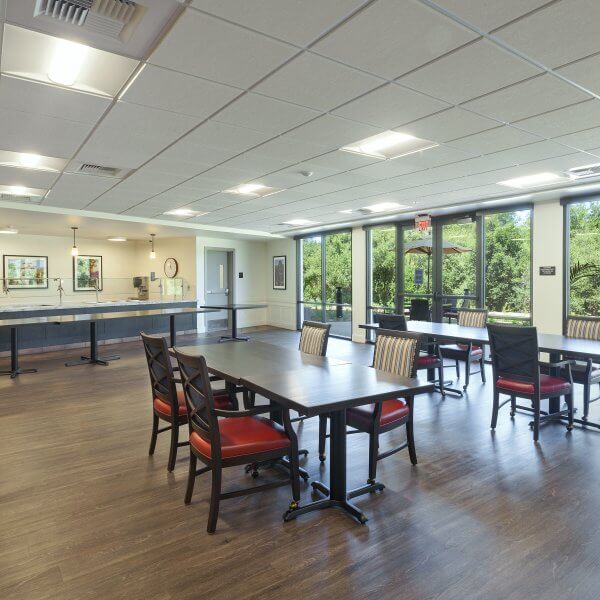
[
  {"xmin": 415, "ymin": 342, "xmax": 446, "ymax": 397},
  {"xmin": 319, "ymin": 330, "xmax": 424, "ymax": 489},
  {"xmin": 487, "ymin": 324, "xmax": 574, "ymax": 442},
  {"xmin": 141, "ymin": 333, "xmax": 236, "ymax": 472},
  {"xmin": 441, "ymin": 308, "xmax": 488, "ymax": 391},
  {"xmin": 174, "ymin": 349, "xmax": 301, "ymax": 533}
]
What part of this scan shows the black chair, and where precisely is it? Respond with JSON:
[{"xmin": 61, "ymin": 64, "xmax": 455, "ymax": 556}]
[
  {"xmin": 409, "ymin": 298, "xmax": 431, "ymax": 321},
  {"xmin": 441, "ymin": 308, "xmax": 488, "ymax": 391},
  {"xmin": 318, "ymin": 330, "xmax": 424, "ymax": 491},
  {"xmin": 373, "ymin": 313, "xmax": 407, "ymax": 331},
  {"xmin": 487, "ymin": 324, "xmax": 574, "ymax": 442},
  {"xmin": 174, "ymin": 349, "xmax": 301, "ymax": 533}
]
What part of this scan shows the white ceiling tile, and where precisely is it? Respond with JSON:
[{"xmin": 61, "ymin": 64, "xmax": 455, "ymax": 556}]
[
  {"xmin": 253, "ymin": 52, "xmax": 381, "ymax": 111},
  {"xmin": 556, "ymin": 54, "xmax": 600, "ymax": 97},
  {"xmin": 193, "ymin": 165, "xmax": 254, "ymax": 186},
  {"xmin": 0, "ymin": 164, "xmax": 58, "ymax": 188},
  {"xmin": 285, "ymin": 114, "xmax": 380, "ymax": 149},
  {"xmin": 251, "ymin": 135, "xmax": 330, "ymax": 164},
  {"xmin": 300, "ymin": 151, "xmax": 380, "ymax": 172},
  {"xmin": 182, "ymin": 120, "xmax": 271, "ymax": 153},
  {"xmin": 487, "ymin": 140, "xmax": 577, "ymax": 165},
  {"xmin": 398, "ymin": 39, "xmax": 541, "ymax": 105},
  {"xmin": 75, "ymin": 101, "xmax": 200, "ymax": 170},
  {"xmin": 446, "ymin": 126, "xmax": 541, "ymax": 154},
  {"xmin": 44, "ymin": 173, "xmax": 117, "ymax": 209},
  {"xmin": 312, "ymin": 0, "xmax": 478, "ymax": 79},
  {"xmin": 213, "ymin": 93, "xmax": 320, "ymax": 134},
  {"xmin": 121, "ymin": 65, "xmax": 242, "ymax": 119},
  {"xmin": 187, "ymin": 193, "xmax": 245, "ymax": 211},
  {"xmin": 514, "ymin": 100, "xmax": 600, "ymax": 138},
  {"xmin": 332, "ymin": 83, "xmax": 449, "ymax": 128},
  {"xmin": 0, "ymin": 75, "xmax": 111, "ymax": 124},
  {"xmin": 86, "ymin": 189, "xmax": 146, "ymax": 213},
  {"xmin": 461, "ymin": 74, "xmax": 592, "ymax": 123},
  {"xmin": 221, "ymin": 153, "xmax": 296, "ymax": 176},
  {"xmin": 149, "ymin": 9, "xmax": 297, "ymax": 88},
  {"xmin": 495, "ymin": 0, "xmax": 600, "ymax": 68},
  {"xmin": 432, "ymin": 0, "xmax": 552, "ymax": 32},
  {"xmin": 190, "ymin": 0, "xmax": 367, "ymax": 46},
  {"xmin": 0, "ymin": 106, "xmax": 93, "ymax": 158},
  {"xmin": 401, "ymin": 107, "xmax": 499, "ymax": 142},
  {"xmin": 554, "ymin": 126, "xmax": 600, "ymax": 151}
]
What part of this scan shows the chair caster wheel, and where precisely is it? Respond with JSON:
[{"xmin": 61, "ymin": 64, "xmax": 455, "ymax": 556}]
[
  {"xmin": 463, "ymin": 386, "xmax": 467, "ymax": 392},
  {"xmin": 288, "ymin": 500, "xmax": 299, "ymax": 510},
  {"xmin": 566, "ymin": 424, "xmax": 574, "ymax": 431},
  {"xmin": 510, "ymin": 411, "xmax": 515, "ymax": 417},
  {"xmin": 300, "ymin": 472, "xmax": 309, "ymax": 482},
  {"xmin": 299, "ymin": 449, "xmax": 309, "ymax": 457},
  {"xmin": 359, "ymin": 514, "xmax": 368, "ymax": 525},
  {"xmin": 251, "ymin": 469, "xmax": 259, "ymax": 479},
  {"xmin": 319, "ymin": 454, "xmax": 326, "ymax": 463}
]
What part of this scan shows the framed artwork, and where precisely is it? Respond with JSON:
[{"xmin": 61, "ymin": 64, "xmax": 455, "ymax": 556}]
[
  {"xmin": 273, "ymin": 255, "xmax": 286, "ymax": 290},
  {"xmin": 73, "ymin": 255, "xmax": 103, "ymax": 292},
  {"xmin": 3, "ymin": 255, "xmax": 49, "ymax": 289}
]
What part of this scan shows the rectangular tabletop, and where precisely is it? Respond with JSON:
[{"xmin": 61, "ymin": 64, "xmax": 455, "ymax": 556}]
[
  {"xmin": 360, "ymin": 321, "xmax": 600, "ymax": 360},
  {"xmin": 172, "ymin": 340, "xmax": 349, "ymax": 383},
  {"xmin": 199, "ymin": 303, "xmax": 267, "ymax": 311},
  {"xmin": 240, "ymin": 363, "xmax": 434, "ymax": 417}
]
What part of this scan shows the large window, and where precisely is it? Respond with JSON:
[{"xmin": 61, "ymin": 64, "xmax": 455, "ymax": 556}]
[
  {"xmin": 368, "ymin": 226, "xmax": 396, "ymax": 320},
  {"xmin": 298, "ymin": 231, "xmax": 352, "ymax": 338},
  {"xmin": 566, "ymin": 199, "xmax": 600, "ymax": 316}
]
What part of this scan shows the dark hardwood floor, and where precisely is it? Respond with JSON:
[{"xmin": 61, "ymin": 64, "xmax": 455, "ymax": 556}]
[{"xmin": 1, "ymin": 327, "xmax": 599, "ymax": 599}]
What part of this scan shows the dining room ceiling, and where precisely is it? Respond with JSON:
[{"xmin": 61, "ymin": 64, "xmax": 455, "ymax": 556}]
[{"xmin": 2, "ymin": 0, "xmax": 600, "ymax": 236}]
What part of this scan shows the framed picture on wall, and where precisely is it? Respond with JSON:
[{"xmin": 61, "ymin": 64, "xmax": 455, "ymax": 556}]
[
  {"xmin": 3, "ymin": 255, "xmax": 49, "ymax": 289},
  {"xmin": 73, "ymin": 255, "xmax": 103, "ymax": 291},
  {"xmin": 273, "ymin": 255, "xmax": 286, "ymax": 290}
]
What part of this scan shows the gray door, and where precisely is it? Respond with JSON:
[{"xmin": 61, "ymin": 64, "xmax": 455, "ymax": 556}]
[{"xmin": 205, "ymin": 250, "xmax": 231, "ymax": 331}]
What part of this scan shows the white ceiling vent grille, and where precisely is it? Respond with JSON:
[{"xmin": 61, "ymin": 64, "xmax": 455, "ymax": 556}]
[
  {"xmin": 0, "ymin": 193, "xmax": 42, "ymax": 204},
  {"xmin": 568, "ymin": 164, "xmax": 600, "ymax": 179},
  {"xmin": 34, "ymin": 0, "xmax": 140, "ymax": 40},
  {"xmin": 78, "ymin": 163, "xmax": 122, "ymax": 177}
]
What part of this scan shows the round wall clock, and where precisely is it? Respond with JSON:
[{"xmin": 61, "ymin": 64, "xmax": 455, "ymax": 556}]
[{"xmin": 164, "ymin": 257, "xmax": 179, "ymax": 278}]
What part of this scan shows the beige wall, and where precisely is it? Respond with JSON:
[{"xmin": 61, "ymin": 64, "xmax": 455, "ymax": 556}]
[
  {"xmin": 265, "ymin": 238, "xmax": 296, "ymax": 330},
  {"xmin": 351, "ymin": 227, "xmax": 367, "ymax": 342}
]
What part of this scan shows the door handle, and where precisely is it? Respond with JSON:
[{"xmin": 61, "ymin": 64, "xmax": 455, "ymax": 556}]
[{"xmin": 225, "ymin": 289, "xmax": 229, "ymax": 295}]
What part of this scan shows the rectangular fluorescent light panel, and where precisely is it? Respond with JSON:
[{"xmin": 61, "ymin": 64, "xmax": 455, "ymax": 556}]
[
  {"xmin": 224, "ymin": 183, "xmax": 283, "ymax": 197},
  {"xmin": 340, "ymin": 202, "xmax": 408, "ymax": 214},
  {"xmin": 282, "ymin": 219, "xmax": 320, "ymax": 226},
  {"xmin": 341, "ymin": 130, "xmax": 439, "ymax": 160},
  {"xmin": 163, "ymin": 208, "xmax": 207, "ymax": 217},
  {"xmin": 0, "ymin": 150, "xmax": 67, "ymax": 172},
  {"xmin": 498, "ymin": 172, "xmax": 566, "ymax": 189}
]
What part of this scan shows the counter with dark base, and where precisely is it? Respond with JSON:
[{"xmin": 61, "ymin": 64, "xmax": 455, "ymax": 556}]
[{"xmin": 199, "ymin": 303, "xmax": 267, "ymax": 341}]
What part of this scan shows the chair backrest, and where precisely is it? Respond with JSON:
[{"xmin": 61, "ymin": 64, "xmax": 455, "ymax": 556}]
[
  {"xmin": 140, "ymin": 332, "xmax": 178, "ymax": 407},
  {"xmin": 566, "ymin": 316, "xmax": 600, "ymax": 340},
  {"xmin": 372, "ymin": 330, "xmax": 423, "ymax": 378},
  {"xmin": 487, "ymin": 324, "xmax": 539, "ymax": 386},
  {"xmin": 173, "ymin": 349, "xmax": 220, "ymax": 453},
  {"xmin": 373, "ymin": 313, "xmax": 407, "ymax": 331},
  {"xmin": 299, "ymin": 321, "xmax": 331, "ymax": 356},
  {"xmin": 457, "ymin": 308, "xmax": 488, "ymax": 328},
  {"xmin": 409, "ymin": 298, "xmax": 431, "ymax": 321}
]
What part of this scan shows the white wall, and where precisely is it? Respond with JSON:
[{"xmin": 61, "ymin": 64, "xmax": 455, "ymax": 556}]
[
  {"xmin": 265, "ymin": 238, "xmax": 296, "ymax": 330},
  {"xmin": 351, "ymin": 227, "xmax": 367, "ymax": 342}
]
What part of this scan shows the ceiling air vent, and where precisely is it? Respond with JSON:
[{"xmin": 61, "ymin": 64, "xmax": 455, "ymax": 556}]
[
  {"xmin": 78, "ymin": 163, "xmax": 121, "ymax": 177},
  {"xmin": 568, "ymin": 163, "xmax": 600, "ymax": 179},
  {"xmin": 0, "ymin": 193, "xmax": 42, "ymax": 204},
  {"xmin": 34, "ymin": 0, "xmax": 141, "ymax": 40}
]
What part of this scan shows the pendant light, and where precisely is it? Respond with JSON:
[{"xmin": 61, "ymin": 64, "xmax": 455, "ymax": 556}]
[
  {"xmin": 71, "ymin": 227, "xmax": 79, "ymax": 257},
  {"xmin": 149, "ymin": 233, "xmax": 156, "ymax": 259}
]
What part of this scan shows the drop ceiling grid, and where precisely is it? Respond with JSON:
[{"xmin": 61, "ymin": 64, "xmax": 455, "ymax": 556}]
[{"xmin": 2, "ymin": 1, "xmax": 600, "ymax": 231}]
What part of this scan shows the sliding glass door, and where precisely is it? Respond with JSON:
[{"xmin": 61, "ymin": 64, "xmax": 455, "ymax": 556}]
[{"xmin": 298, "ymin": 230, "xmax": 352, "ymax": 339}]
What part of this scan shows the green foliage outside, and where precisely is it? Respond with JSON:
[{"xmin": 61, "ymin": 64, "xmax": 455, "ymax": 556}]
[{"xmin": 569, "ymin": 201, "xmax": 600, "ymax": 316}]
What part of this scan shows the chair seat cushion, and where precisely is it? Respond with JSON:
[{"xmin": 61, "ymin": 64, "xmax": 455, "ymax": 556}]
[
  {"xmin": 417, "ymin": 355, "xmax": 440, "ymax": 368},
  {"xmin": 154, "ymin": 389, "xmax": 232, "ymax": 418},
  {"xmin": 540, "ymin": 362, "xmax": 600, "ymax": 383},
  {"xmin": 189, "ymin": 416, "xmax": 290, "ymax": 459},
  {"xmin": 347, "ymin": 399, "xmax": 409, "ymax": 430},
  {"xmin": 496, "ymin": 374, "xmax": 571, "ymax": 396},
  {"xmin": 441, "ymin": 344, "xmax": 483, "ymax": 358}
]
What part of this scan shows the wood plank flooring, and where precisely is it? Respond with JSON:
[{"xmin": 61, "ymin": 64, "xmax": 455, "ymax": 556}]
[{"xmin": 1, "ymin": 327, "xmax": 599, "ymax": 599}]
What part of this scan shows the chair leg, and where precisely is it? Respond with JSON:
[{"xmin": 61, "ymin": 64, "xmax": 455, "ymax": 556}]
[
  {"xmin": 148, "ymin": 413, "xmax": 159, "ymax": 455},
  {"xmin": 566, "ymin": 393, "xmax": 574, "ymax": 431},
  {"xmin": 367, "ymin": 432, "xmax": 379, "ymax": 484},
  {"xmin": 455, "ymin": 360, "xmax": 460, "ymax": 378},
  {"xmin": 480, "ymin": 358, "xmax": 486, "ymax": 383},
  {"xmin": 533, "ymin": 398, "xmax": 540, "ymax": 442},
  {"xmin": 464, "ymin": 360, "xmax": 470, "ymax": 391},
  {"xmin": 510, "ymin": 395, "xmax": 516, "ymax": 417},
  {"xmin": 438, "ymin": 363, "xmax": 446, "ymax": 397},
  {"xmin": 491, "ymin": 390, "xmax": 500, "ymax": 429},
  {"xmin": 583, "ymin": 383, "xmax": 590, "ymax": 421},
  {"xmin": 406, "ymin": 420, "xmax": 417, "ymax": 465},
  {"xmin": 184, "ymin": 453, "xmax": 197, "ymax": 504},
  {"xmin": 207, "ymin": 466, "xmax": 222, "ymax": 534},
  {"xmin": 288, "ymin": 452, "xmax": 301, "ymax": 510},
  {"xmin": 167, "ymin": 421, "xmax": 179, "ymax": 472},
  {"xmin": 318, "ymin": 415, "xmax": 327, "ymax": 462}
]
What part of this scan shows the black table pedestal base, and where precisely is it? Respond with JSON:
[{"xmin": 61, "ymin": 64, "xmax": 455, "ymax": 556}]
[
  {"xmin": 1, "ymin": 327, "xmax": 37, "ymax": 379},
  {"xmin": 219, "ymin": 335, "xmax": 249, "ymax": 343},
  {"xmin": 65, "ymin": 322, "xmax": 120, "ymax": 367},
  {"xmin": 218, "ymin": 309, "xmax": 250, "ymax": 342},
  {"xmin": 0, "ymin": 367, "xmax": 38, "ymax": 379},
  {"xmin": 283, "ymin": 493, "xmax": 368, "ymax": 524},
  {"xmin": 347, "ymin": 480, "xmax": 385, "ymax": 499}
]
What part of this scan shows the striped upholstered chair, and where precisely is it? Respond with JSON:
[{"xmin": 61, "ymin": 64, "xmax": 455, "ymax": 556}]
[
  {"xmin": 319, "ymin": 330, "xmax": 424, "ymax": 489},
  {"xmin": 564, "ymin": 316, "xmax": 600, "ymax": 421},
  {"xmin": 299, "ymin": 321, "xmax": 331, "ymax": 356},
  {"xmin": 441, "ymin": 308, "xmax": 488, "ymax": 391}
]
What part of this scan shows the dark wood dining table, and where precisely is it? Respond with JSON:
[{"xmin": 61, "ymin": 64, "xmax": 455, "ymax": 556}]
[
  {"xmin": 198, "ymin": 303, "xmax": 267, "ymax": 342},
  {"xmin": 174, "ymin": 340, "xmax": 434, "ymax": 524},
  {"xmin": 361, "ymin": 320, "xmax": 600, "ymax": 428}
]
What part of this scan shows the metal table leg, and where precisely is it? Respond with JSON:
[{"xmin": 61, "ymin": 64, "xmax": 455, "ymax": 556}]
[
  {"xmin": 65, "ymin": 322, "xmax": 120, "ymax": 367},
  {"xmin": 283, "ymin": 409, "xmax": 369, "ymax": 525},
  {"xmin": 0, "ymin": 327, "xmax": 37, "ymax": 379},
  {"xmin": 170, "ymin": 314, "xmax": 176, "ymax": 347},
  {"xmin": 220, "ymin": 309, "xmax": 249, "ymax": 342}
]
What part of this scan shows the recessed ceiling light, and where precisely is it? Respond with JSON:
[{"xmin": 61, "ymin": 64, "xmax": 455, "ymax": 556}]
[
  {"xmin": 224, "ymin": 183, "xmax": 283, "ymax": 197},
  {"xmin": 498, "ymin": 172, "xmax": 566, "ymax": 189},
  {"xmin": 19, "ymin": 153, "xmax": 42, "ymax": 168},
  {"xmin": 163, "ymin": 208, "xmax": 206, "ymax": 217},
  {"xmin": 363, "ymin": 201, "xmax": 407, "ymax": 213},
  {"xmin": 48, "ymin": 39, "xmax": 89, "ymax": 87},
  {"xmin": 339, "ymin": 209, "xmax": 354, "ymax": 214},
  {"xmin": 341, "ymin": 130, "xmax": 439, "ymax": 160},
  {"xmin": 0, "ymin": 226, "xmax": 18, "ymax": 234},
  {"xmin": 107, "ymin": 237, "xmax": 127, "ymax": 242},
  {"xmin": 0, "ymin": 150, "xmax": 66, "ymax": 172},
  {"xmin": 9, "ymin": 186, "xmax": 28, "ymax": 196},
  {"xmin": 282, "ymin": 219, "xmax": 320, "ymax": 226}
]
